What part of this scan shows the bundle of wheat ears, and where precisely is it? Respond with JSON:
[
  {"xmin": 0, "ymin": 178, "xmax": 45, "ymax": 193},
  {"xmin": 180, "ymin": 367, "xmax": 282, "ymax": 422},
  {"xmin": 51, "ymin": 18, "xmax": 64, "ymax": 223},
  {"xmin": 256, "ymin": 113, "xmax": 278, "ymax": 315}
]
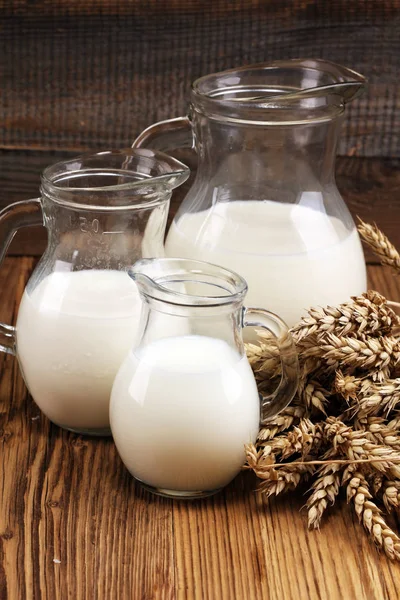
[{"xmin": 245, "ymin": 220, "xmax": 400, "ymax": 561}]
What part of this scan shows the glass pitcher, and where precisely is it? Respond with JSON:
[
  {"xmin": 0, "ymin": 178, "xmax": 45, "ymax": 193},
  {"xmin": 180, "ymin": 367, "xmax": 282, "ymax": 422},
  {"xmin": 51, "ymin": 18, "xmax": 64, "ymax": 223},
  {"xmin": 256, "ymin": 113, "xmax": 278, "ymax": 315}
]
[
  {"xmin": 0, "ymin": 149, "xmax": 189, "ymax": 436},
  {"xmin": 133, "ymin": 59, "xmax": 368, "ymax": 329},
  {"xmin": 110, "ymin": 257, "xmax": 299, "ymax": 499}
]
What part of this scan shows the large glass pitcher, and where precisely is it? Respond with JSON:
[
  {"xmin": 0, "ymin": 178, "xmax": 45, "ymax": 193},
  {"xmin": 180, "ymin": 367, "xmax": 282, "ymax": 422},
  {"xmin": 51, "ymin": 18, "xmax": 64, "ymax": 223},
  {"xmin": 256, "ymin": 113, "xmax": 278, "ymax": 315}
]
[
  {"xmin": 133, "ymin": 59, "xmax": 368, "ymax": 328},
  {"xmin": 0, "ymin": 149, "xmax": 189, "ymax": 435},
  {"xmin": 110, "ymin": 258, "xmax": 299, "ymax": 499}
]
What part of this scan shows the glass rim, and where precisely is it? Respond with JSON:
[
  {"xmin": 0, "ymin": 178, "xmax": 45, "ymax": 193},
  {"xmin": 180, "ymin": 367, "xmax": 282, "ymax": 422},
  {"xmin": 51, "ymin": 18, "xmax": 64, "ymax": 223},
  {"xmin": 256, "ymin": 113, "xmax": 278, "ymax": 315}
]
[
  {"xmin": 40, "ymin": 149, "xmax": 190, "ymax": 211},
  {"xmin": 190, "ymin": 59, "xmax": 365, "ymax": 125},
  {"xmin": 130, "ymin": 258, "xmax": 248, "ymax": 307}
]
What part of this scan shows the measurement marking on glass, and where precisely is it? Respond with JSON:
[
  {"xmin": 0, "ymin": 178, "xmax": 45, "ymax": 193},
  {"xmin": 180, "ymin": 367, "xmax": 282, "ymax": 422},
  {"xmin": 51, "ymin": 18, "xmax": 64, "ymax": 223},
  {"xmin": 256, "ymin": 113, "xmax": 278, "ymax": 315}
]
[{"xmin": 79, "ymin": 217, "xmax": 100, "ymax": 233}]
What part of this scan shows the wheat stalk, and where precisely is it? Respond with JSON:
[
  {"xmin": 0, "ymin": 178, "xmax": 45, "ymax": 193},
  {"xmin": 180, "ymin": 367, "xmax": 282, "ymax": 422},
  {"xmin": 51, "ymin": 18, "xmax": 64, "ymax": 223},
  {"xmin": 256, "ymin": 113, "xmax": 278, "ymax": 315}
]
[
  {"xmin": 303, "ymin": 334, "xmax": 400, "ymax": 372},
  {"xmin": 324, "ymin": 417, "xmax": 400, "ymax": 472},
  {"xmin": 307, "ymin": 463, "xmax": 342, "ymax": 529},
  {"xmin": 381, "ymin": 480, "xmax": 400, "ymax": 512},
  {"xmin": 245, "ymin": 334, "xmax": 281, "ymax": 382},
  {"xmin": 334, "ymin": 370, "xmax": 361, "ymax": 401},
  {"xmin": 347, "ymin": 380, "xmax": 400, "ymax": 419},
  {"xmin": 358, "ymin": 219, "xmax": 400, "ymax": 273},
  {"xmin": 257, "ymin": 406, "xmax": 306, "ymax": 441},
  {"xmin": 257, "ymin": 463, "xmax": 314, "ymax": 497},
  {"xmin": 260, "ymin": 419, "xmax": 322, "ymax": 460},
  {"xmin": 292, "ymin": 291, "xmax": 398, "ymax": 342},
  {"xmin": 347, "ymin": 471, "xmax": 400, "ymax": 560},
  {"xmin": 300, "ymin": 380, "xmax": 330, "ymax": 415},
  {"xmin": 363, "ymin": 417, "xmax": 400, "ymax": 450}
]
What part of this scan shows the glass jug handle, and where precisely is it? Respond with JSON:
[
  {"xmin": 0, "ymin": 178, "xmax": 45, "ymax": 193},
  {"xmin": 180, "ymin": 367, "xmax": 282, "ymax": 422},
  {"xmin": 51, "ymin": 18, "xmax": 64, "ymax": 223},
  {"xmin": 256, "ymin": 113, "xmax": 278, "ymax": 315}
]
[
  {"xmin": 243, "ymin": 307, "xmax": 299, "ymax": 423},
  {"xmin": 0, "ymin": 198, "xmax": 43, "ymax": 355},
  {"xmin": 132, "ymin": 116, "xmax": 193, "ymax": 152}
]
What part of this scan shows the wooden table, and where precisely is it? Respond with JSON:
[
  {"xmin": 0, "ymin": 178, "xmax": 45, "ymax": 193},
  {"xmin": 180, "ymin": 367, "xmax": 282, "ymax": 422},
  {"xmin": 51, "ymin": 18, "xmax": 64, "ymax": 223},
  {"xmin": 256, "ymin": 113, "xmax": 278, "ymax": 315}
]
[{"xmin": 0, "ymin": 258, "xmax": 399, "ymax": 599}]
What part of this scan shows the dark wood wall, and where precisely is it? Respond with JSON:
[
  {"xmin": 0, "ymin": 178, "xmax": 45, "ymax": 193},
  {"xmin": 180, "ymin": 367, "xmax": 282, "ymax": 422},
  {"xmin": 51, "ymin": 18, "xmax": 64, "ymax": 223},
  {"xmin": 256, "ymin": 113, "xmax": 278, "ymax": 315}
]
[
  {"xmin": 2, "ymin": 0, "xmax": 400, "ymax": 156},
  {"xmin": 1, "ymin": 1, "xmax": 400, "ymax": 256}
]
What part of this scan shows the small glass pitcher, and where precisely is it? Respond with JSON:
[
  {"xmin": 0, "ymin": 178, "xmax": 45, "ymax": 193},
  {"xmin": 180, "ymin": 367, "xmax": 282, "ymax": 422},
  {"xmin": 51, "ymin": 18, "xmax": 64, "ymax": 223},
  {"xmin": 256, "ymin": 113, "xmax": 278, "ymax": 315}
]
[
  {"xmin": 0, "ymin": 150, "xmax": 189, "ymax": 435},
  {"xmin": 133, "ymin": 59, "xmax": 368, "ymax": 328},
  {"xmin": 110, "ymin": 258, "xmax": 299, "ymax": 499}
]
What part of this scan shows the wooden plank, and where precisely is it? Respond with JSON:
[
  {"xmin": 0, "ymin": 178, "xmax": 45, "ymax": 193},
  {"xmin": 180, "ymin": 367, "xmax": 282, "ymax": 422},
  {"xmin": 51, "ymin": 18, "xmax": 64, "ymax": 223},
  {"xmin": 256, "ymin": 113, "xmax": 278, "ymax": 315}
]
[
  {"xmin": 3, "ymin": 0, "xmax": 400, "ymax": 17},
  {"xmin": 1, "ymin": 258, "xmax": 400, "ymax": 599},
  {"xmin": 1, "ymin": 1, "xmax": 400, "ymax": 155},
  {"xmin": 1, "ymin": 150, "xmax": 400, "ymax": 261}
]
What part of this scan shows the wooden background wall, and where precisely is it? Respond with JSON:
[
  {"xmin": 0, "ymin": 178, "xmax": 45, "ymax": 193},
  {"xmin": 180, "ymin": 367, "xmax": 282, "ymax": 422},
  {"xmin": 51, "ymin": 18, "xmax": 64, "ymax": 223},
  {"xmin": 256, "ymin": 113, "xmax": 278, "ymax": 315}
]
[
  {"xmin": 2, "ymin": 0, "xmax": 400, "ymax": 156},
  {"xmin": 1, "ymin": 0, "xmax": 400, "ymax": 255}
]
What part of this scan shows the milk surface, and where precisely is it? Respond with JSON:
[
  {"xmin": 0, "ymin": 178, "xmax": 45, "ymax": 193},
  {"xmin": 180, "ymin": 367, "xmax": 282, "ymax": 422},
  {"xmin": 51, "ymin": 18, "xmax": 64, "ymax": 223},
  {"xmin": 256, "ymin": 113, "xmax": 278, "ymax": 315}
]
[
  {"xmin": 110, "ymin": 335, "xmax": 260, "ymax": 492},
  {"xmin": 165, "ymin": 200, "xmax": 367, "ymax": 326},
  {"xmin": 16, "ymin": 270, "xmax": 142, "ymax": 432}
]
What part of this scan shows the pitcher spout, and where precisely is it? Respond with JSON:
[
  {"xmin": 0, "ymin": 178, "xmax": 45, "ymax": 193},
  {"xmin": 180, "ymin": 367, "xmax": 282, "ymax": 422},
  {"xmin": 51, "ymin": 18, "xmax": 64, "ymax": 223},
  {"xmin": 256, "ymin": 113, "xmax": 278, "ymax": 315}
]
[
  {"xmin": 190, "ymin": 58, "xmax": 367, "ymax": 118},
  {"xmin": 283, "ymin": 58, "xmax": 366, "ymax": 104}
]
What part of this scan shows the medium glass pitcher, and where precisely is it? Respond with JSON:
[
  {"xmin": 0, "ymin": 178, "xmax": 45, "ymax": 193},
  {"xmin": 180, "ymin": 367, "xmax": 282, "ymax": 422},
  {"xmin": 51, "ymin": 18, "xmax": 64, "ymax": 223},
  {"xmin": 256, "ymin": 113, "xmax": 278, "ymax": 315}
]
[
  {"xmin": 110, "ymin": 257, "xmax": 299, "ymax": 499},
  {"xmin": 0, "ymin": 150, "xmax": 189, "ymax": 435},
  {"xmin": 133, "ymin": 59, "xmax": 368, "ymax": 328}
]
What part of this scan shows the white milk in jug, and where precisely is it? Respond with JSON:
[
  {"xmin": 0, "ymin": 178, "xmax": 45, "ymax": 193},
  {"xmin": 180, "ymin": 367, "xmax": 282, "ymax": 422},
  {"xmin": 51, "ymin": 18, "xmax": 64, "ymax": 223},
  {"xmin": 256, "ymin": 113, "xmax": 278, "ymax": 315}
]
[
  {"xmin": 110, "ymin": 334, "xmax": 260, "ymax": 492},
  {"xmin": 16, "ymin": 270, "xmax": 142, "ymax": 433},
  {"xmin": 165, "ymin": 199, "xmax": 367, "ymax": 326}
]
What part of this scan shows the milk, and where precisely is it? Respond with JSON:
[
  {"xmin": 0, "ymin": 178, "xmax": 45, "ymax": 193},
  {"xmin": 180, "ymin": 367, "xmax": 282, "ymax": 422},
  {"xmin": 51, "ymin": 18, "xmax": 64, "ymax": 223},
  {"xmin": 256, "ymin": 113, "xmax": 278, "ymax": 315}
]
[
  {"xmin": 110, "ymin": 335, "xmax": 260, "ymax": 492},
  {"xmin": 165, "ymin": 200, "xmax": 367, "ymax": 326},
  {"xmin": 16, "ymin": 270, "xmax": 142, "ymax": 433}
]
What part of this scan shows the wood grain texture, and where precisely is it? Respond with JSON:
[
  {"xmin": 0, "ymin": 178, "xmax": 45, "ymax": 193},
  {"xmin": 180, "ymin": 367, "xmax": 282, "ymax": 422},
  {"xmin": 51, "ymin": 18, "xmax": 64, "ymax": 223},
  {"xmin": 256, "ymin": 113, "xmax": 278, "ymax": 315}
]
[
  {"xmin": 1, "ymin": 0, "xmax": 400, "ymax": 155},
  {"xmin": 6, "ymin": 0, "xmax": 398, "ymax": 17},
  {"xmin": 1, "ymin": 258, "xmax": 400, "ymax": 600},
  {"xmin": 1, "ymin": 149, "xmax": 400, "ymax": 262}
]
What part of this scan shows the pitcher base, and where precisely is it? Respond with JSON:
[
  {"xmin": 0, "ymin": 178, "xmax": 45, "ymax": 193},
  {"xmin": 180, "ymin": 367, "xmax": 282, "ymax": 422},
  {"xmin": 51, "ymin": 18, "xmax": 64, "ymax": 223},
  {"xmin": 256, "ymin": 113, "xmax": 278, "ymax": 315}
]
[
  {"xmin": 137, "ymin": 479, "xmax": 223, "ymax": 500},
  {"xmin": 55, "ymin": 423, "xmax": 112, "ymax": 437}
]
